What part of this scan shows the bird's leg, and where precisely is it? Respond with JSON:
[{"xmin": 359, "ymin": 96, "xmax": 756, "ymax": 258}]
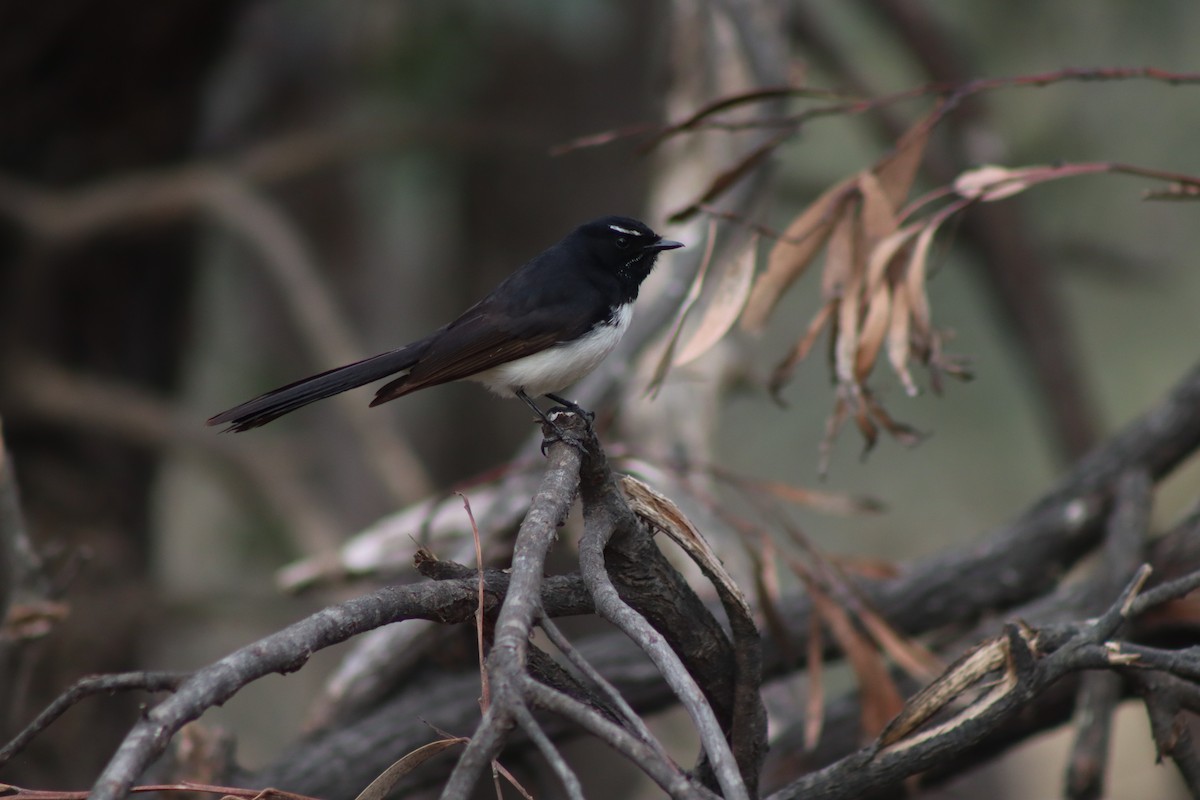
[
  {"xmin": 516, "ymin": 390, "xmax": 587, "ymax": 455},
  {"xmin": 544, "ymin": 393, "xmax": 595, "ymax": 423}
]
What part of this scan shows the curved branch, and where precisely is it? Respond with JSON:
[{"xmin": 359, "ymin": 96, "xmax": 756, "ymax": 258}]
[
  {"xmin": 85, "ymin": 578, "xmax": 506, "ymax": 800},
  {"xmin": 764, "ymin": 567, "xmax": 1200, "ymax": 800},
  {"xmin": 581, "ymin": 509, "xmax": 745, "ymax": 799},
  {"xmin": 438, "ymin": 416, "xmax": 586, "ymax": 798}
]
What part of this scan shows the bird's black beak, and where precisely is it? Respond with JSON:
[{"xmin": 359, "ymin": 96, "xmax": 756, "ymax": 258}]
[{"xmin": 645, "ymin": 238, "xmax": 684, "ymax": 252}]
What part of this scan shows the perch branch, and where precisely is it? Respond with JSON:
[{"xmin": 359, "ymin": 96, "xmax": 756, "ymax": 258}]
[{"xmin": 438, "ymin": 415, "xmax": 586, "ymax": 798}]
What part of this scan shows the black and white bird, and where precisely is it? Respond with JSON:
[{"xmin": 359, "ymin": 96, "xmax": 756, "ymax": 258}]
[{"xmin": 207, "ymin": 216, "xmax": 683, "ymax": 432}]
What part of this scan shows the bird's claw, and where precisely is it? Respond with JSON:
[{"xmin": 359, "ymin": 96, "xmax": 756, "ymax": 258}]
[{"xmin": 536, "ymin": 409, "xmax": 591, "ymax": 456}]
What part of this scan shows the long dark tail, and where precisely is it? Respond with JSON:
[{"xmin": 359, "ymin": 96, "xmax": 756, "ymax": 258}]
[{"xmin": 207, "ymin": 346, "xmax": 423, "ymax": 432}]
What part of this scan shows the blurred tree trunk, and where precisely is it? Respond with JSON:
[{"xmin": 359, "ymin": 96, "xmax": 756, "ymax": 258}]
[{"xmin": 0, "ymin": 1, "xmax": 243, "ymax": 784}]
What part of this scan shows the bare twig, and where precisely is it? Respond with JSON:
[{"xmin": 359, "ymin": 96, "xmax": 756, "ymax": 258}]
[
  {"xmin": 0, "ymin": 672, "xmax": 186, "ymax": 769},
  {"xmin": 439, "ymin": 415, "xmax": 587, "ymax": 798},
  {"xmin": 0, "ymin": 134, "xmax": 436, "ymax": 506},
  {"xmin": 645, "ymin": 67, "xmax": 1200, "ymax": 143},
  {"xmin": 1129, "ymin": 671, "xmax": 1200, "ymax": 795},
  {"xmin": 1065, "ymin": 469, "xmax": 1152, "ymax": 799},
  {"xmin": 577, "ymin": 449, "xmax": 748, "ymax": 799},
  {"xmin": 537, "ymin": 614, "xmax": 667, "ymax": 760},
  {"xmin": 0, "ymin": 121, "xmax": 447, "ymax": 243},
  {"xmin": 0, "ymin": 781, "xmax": 320, "ymax": 800},
  {"xmin": 764, "ymin": 566, "xmax": 1200, "ymax": 800},
  {"xmin": 0, "ymin": 416, "xmax": 53, "ymax": 741},
  {"xmin": 458, "ymin": 493, "xmax": 489, "ymax": 711},
  {"xmin": 509, "ymin": 702, "xmax": 584, "ymax": 800},
  {"xmin": 86, "ymin": 575, "xmax": 525, "ymax": 800},
  {"xmin": 522, "ymin": 678, "xmax": 713, "ymax": 799}
]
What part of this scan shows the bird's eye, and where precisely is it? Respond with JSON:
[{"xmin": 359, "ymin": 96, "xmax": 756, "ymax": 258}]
[{"xmin": 614, "ymin": 237, "xmax": 630, "ymax": 250}]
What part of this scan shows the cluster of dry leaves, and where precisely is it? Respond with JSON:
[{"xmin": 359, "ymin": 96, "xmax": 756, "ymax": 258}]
[
  {"xmin": 654, "ymin": 101, "xmax": 1200, "ymax": 472},
  {"xmin": 655, "ymin": 107, "xmax": 962, "ymax": 470}
]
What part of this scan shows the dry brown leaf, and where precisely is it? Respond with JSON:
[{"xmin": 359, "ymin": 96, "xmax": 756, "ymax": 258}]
[
  {"xmin": 647, "ymin": 219, "xmax": 718, "ymax": 396},
  {"xmin": 863, "ymin": 391, "xmax": 924, "ymax": 448},
  {"xmin": 953, "ymin": 164, "xmax": 1037, "ymax": 202},
  {"xmin": 850, "ymin": 389, "xmax": 879, "ymax": 456},
  {"xmin": 669, "ymin": 132, "xmax": 790, "ymax": 223},
  {"xmin": 745, "ymin": 476, "xmax": 884, "ymax": 515},
  {"xmin": 674, "ymin": 234, "xmax": 758, "ymax": 366},
  {"xmin": 768, "ymin": 300, "xmax": 835, "ymax": 400},
  {"xmin": 805, "ymin": 608, "xmax": 826, "ymax": 751},
  {"xmin": 861, "ymin": 220, "xmax": 919, "ymax": 388},
  {"xmin": 820, "ymin": 199, "xmax": 858, "ymax": 302},
  {"xmin": 865, "ymin": 222, "xmax": 921, "ymax": 296},
  {"xmin": 741, "ymin": 176, "xmax": 855, "ymax": 332},
  {"xmin": 749, "ymin": 534, "xmax": 793, "ymax": 663},
  {"xmin": 818, "ymin": 392, "xmax": 850, "ymax": 477},
  {"xmin": 854, "ymin": 604, "xmax": 942, "ymax": 683},
  {"xmin": 493, "ymin": 759, "xmax": 535, "ymax": 799},
  {"xmin": 956, "ymin": 162, "xmax": 1111, "ymax": 204},
  {"xmin": 620, "ymin": 474, "xmax": 753, "ymax": 621},
  {"xmin": 903, "ymin": 218, "xmax": 939, "ymax": 341},
  {"xmin": 830, "ymin": 212, "xmax": 862, "ymax": 386},
  {"xmin": 798, "ymin": 564, "xmax": 904, "ymax": 738},
  {"xmin": 854, "ymin": 284, "xmax": 891, "ymax": 384},
  {"xmin": 835, "ymin": 283, "xmax": 864, "ymax": 386},
  {"xmin": 1144, "ymin": 182, "xmax": 1200, "ymax": 201},
  {"xmin": 2, "ymin": 600, "xmax": 70, "ymax": 640},
  {"xmin": 353, "ymin": 738, "xmax": 466, "ymax": 800},
  {"xmin": 874, "ymin": 107, "xmax": 938, "ymax": 208},
  {"xmin": 832, "ymin": 555, "xmax": 901, "ymax": 580},
  {"xmin": 857, "ymin": 170, "xmax": 897, "ymax": 249},
  {"xmin": 886, "ymin": 284, "xmax": 917, "ymax": 396}
]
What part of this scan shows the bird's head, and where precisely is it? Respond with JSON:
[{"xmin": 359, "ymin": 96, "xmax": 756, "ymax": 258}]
[{"xmin": 571, "ymin": 216, "xmax": 684, "ymax": 297}]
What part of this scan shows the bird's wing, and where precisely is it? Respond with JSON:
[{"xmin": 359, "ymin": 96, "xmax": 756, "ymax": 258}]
[{"xmin": 370, "ymin": 299, "xmax": 596, "ymax": 405}]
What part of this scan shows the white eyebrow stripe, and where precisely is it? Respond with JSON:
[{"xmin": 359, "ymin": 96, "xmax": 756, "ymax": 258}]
[{"xmin": 608, "ymin": 224, "xmax": 643, "ymax": 236}]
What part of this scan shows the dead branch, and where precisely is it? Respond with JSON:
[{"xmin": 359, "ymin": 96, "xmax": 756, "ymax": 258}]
[
  {"xmin": 47, "ymin": 408, "xmax": 767, "ymax": 799},
  {"xmin": 437, "ymin": 415, "xmax": 587, "ymax": 797},
  {"xmin": 764, "ymin": 566, "xmax": 1200, "ymax": 800},
  {"xmin": 577, "ymin": 430, "xmax": 749, "ymax": 799},
  {"xmin": 1065, "ymin": 468, "xmax": 1151, "ymax": 799},
  {"xmin": 0, "ymin": 672, "xmax": 186, "ymax": 770},
  {"xmin": 242, "ymin": 355, "xmax": 1200, "ymax": 797},
  {"xmin": 78, "ymin": 571, "xmax": 517, "ymax": 800}
]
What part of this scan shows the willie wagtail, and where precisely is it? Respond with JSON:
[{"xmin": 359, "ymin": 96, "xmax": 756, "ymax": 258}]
[{"xmin": 207, "ymin": 216, "xmax": 683, "ymax": 432}]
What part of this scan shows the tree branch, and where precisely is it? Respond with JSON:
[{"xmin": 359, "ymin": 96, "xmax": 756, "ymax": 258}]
[
  {"xmin": 577, "ymin": 437, "xmax": 747, "ymax": 800},
  {"xmin": 438, "ymin": 416, "xmax": 585, "ymax": 798},
  {"xmin": 238, "ymin": 356, "xmax": 1200, "ymax": 797},
  {"xmin": 1065, "ymin": 468, "xmax": 1151, "ymax": 798}
]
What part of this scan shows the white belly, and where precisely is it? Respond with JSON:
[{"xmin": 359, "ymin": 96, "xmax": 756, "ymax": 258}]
[{"xmin": 471, "ymin": 304, "xmax": 632, "ymax": 398}]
